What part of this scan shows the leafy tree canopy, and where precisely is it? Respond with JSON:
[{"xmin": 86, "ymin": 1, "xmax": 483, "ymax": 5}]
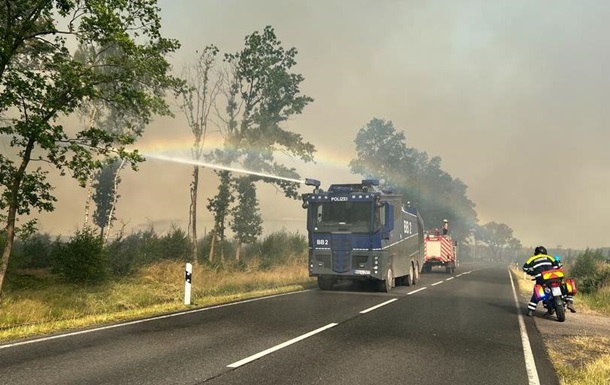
[
  {"xmin": 0, "ymin": 0, "xmax": 181, "ymax": 296},
  {"xmin": 219, "ymin": 26, "xmax": 315, "ymax": 199},
  {"xmin": 476, "ymin": 221, "xmax": 521, "ymax": 260},
  {"xmin": 349, "ymin": 118, "xmax": 478, "ymax": 241}
]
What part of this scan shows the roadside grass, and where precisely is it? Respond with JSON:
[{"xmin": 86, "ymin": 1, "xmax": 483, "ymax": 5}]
[
  {"xmin": 510, "ymin": 266, "xmax": 610, "ymax": 384},
  {"xmin": 576, "ymin": 287, "xmax": 610, "ymax": 316},
  {"xmin": 0, "ymin": 258, "xmax": 315, "ymax": 343},
  {"xmin": 547, "ymin": 336, "xmax": 610, "ymax": 385}
]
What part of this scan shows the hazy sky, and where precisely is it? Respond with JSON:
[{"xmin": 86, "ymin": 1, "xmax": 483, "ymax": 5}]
[{"xmin": 24, "ymin": 0, "xmax": 610, "ymax": 250}]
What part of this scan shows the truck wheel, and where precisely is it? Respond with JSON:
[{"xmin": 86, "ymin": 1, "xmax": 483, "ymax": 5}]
[
  {"xmin": 411, "ymin": 262, "xmax": 420, "ymax": 285},
  {"xmin": 405, "ymin": 264, "xmax": 414, "ymax": 287},
  {"xmin": 318, "ymin": 277, "xmax": 334, "ymax": 290},
  {"xmin": 379, "ymin": 267, "xmax": 394, "ymax": 292}
]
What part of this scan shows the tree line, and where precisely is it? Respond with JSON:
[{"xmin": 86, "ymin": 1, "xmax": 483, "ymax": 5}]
[
  {"xmin": 2, "ymin": 226, "xmax": 307, "ymax": 286},
  {"xmin": 1, "ymin": 1, "xmax": 526, "ymax": 298}
]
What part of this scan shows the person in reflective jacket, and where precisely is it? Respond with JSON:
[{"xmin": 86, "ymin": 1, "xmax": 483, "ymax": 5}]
[{"xmin": 522, "ymin": 246, "xmax": 567, "ymax": 316}]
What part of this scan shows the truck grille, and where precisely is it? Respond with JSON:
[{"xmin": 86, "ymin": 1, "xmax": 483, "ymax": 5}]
[{"xmin": 331, "ymin": 234, "xmax": 352, "ymax": 273}]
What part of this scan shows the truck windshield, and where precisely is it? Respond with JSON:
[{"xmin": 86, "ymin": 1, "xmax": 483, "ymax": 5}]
[{"xmin": 312, "ymin": 201, "xmax": 373, "ymax": 233}]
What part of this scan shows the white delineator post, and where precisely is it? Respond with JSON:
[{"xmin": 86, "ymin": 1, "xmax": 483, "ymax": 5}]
[{"xmin": 184, "ymin": 263, "xmax": 192, "ymax": 305}]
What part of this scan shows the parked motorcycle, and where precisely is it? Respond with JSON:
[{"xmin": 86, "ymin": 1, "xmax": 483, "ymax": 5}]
[{"xmin": 532, "ymin": 268, "xmax": 577, "ymax": 322}]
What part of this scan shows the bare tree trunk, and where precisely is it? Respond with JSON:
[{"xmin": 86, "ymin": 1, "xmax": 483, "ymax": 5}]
[
  {"xmin": 189, "ymin": 165, "xmax": 199, "ymax": 264},
  {"xmin": 82, "ymin": 105, "xmax": 99, "ymax": 229},
  {"xmin": 104, "ymin": 158, "xmax": 126, "ymax": 244},
  {"xmin": 0, "ymin": 207, "xmax": 16, "ymax": 301},
  {"xmin": 83, "ymin": 178, "xmax": 93, "ymax": 227},
  {"xmin": 208, "ymin": 227, "xmax": 216, "ymax": 263},
  {"xmin": 0, "ymin": 138, "xmax": 34, "ymax": 301},
  {"xmin": 220, "ymin": 231, "xmax": 225, "ymax": 262},
  {"xmin": 235, "ymin": 241, "xmax": 241, "ymax": 262}
]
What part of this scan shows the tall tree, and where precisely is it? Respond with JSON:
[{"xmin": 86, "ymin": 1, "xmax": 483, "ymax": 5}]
[
  {"xmin": 230, "ymin": 177, "xmax": 262, "ymax": 262},
  {"xmin": 218, "ymin": 25, "xmax": 315, "ymax": 197},
  {"xmin": 477, "ymin": 222, "xmax": 519, "ymax": 261},
  {"xmin": 0, "ymin": 0, "xmax": 181, "ymax": 298},
  {"xmin": 177, "ymin": 45, "xmax": 221, "ymax": 264},
  {"xmin": 206, "ymin": 170, "xmax": 234, "ymax": 262},
  {"xmin": 349, "ymin": 118, "xmax": 478, "ymax": 241},
  {"xmin": 91, "ymin": 158, "xmax": 124, "ymax": 240}
]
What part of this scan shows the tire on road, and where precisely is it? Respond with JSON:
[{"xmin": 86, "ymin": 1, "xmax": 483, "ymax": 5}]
[
  {"xmin": 318, "ymin": 276, "xmax": 335, "ymax": 290},
  {"xmin": 555, "ymin": 301, "xmax": 566, "ymax": 322},
  {"xmin": 379, "ymin": 267, "xmax": 394, "ymax": 292}
]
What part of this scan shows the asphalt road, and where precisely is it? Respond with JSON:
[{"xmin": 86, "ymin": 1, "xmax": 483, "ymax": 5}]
[{"xmin": 0, "ymin": 262, "xmax": 559, "ymax": 385}]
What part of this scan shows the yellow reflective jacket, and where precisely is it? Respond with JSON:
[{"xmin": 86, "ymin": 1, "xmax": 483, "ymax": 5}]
[{"xmin": 522, "ymin": 254, "xmax": 557, "ymax": 278}]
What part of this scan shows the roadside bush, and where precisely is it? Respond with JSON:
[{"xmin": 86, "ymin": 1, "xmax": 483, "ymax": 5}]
[
  {"xmin": 199, "ymin": 231, "xmax": 237, "ymax": 266},
  {"xmin": 9, "ymin": 233, "xmax": 55, "ymax": 269},
  {"xmin": 136, "ymin": 226, "xmax": 164, "ymax": 264},
  {"xmin": 105, "ymin": 234, "xmax": 141, "ymax": 277},
  {"xmin": 159, "ymin": 225, "xmax": 189, "ymax": 261},
  {"xmin": 570, "ymin": 249, "xmax": 610, "ymax": 294},
  {"xmin": 254, "ymin": 230, "xmax": 307, "ymax": 269},
  {"xmin": 52, "ymin": 227, "xmax": 107, "ymax": 284}
]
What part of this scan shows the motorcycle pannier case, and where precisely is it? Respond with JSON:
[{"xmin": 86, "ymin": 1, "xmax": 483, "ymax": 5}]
[
  {"xmin": 563, "ymin": 278, "xmax": 577, "ymax": 295},
  {"xmin": 533, "ymin": 284, "xmax": 547, "ymax": 301}
]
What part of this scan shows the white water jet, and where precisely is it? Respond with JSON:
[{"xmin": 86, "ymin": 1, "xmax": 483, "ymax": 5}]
[{"xmin": 145, "ymin": 153, "xmax": 305, "ymax": 184}]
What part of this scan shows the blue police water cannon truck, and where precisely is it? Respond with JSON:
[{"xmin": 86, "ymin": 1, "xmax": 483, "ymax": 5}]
[{"xmin": 301, "ymin": 178, "xmax": 425, "ymax": 292}]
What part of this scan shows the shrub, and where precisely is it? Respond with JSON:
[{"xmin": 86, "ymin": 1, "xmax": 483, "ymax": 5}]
[
  {"xmin": 105, "ymin": 234, "xmax": 141, "ymax": 277},
  {"xmin": 159, "ymin": 225, "xmax": 189, "ymax": 262},
  {"xmin": 9, "ymin": 233, "xmax": 55, "ymax": 269},
  {"xmin": 255, "ymin": 230, "xmax": 307, "ymax": 269},
  {"xmin": 52, "ymin": 227, "xmax": 107, "ymax": 284},
  {"xmin": 570, "ymin": 249, "xmax": 610, "ymax": 294}
]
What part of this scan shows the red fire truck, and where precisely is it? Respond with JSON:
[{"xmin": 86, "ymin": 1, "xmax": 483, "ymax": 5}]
[{"xmin": 422, "ymin": 221, "xmax": 457, "ymax": 274}]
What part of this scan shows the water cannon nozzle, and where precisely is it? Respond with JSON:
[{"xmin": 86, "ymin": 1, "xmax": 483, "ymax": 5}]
[
  {"xmin": 362, "ymin": 179, "xmax": 379, "ymax": 186},
  {"xmin": 305, "ymin": 178, "xmax": 321, "ymax": 189}
]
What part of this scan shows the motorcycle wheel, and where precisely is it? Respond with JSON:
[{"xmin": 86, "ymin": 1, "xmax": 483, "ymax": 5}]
[{"xmin": 555, "ymin": 299, "xmax": 566, "ymax": 322}]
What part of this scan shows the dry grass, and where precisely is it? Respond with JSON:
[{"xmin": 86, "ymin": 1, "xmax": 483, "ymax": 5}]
[
  {"xmin": 547, "ymin": 336, "xmax": 610, "ymax": 385},
  {"xmin": 0, "ymin": 259, "xmax": 315, "ymax": 343}
]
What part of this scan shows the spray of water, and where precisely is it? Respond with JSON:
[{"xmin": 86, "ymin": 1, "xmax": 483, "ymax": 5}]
[{"xmin": 145, "ymin": 153, "xmax": 305, "ymax": 184}]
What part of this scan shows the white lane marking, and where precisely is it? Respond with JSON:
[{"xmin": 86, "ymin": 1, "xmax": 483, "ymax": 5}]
[
  {"xmin": 0, "ymin": 289, "xmax": 314, "ymax": 350},
  {"xmin": 431, "ymin": 281, "xmax": 444, "ymax": 286},
  {"xmin": 456, "ymin": 273, "xmax": 464, "ymax": 277},
  {"xmin": 407, "ymin": 287, "xmax": 427, "ymax": 295},
  {"xmin": 508, "ymin": 270, "xmax": 541, "ymax": 385},
  {"xmin": 445, "ymin": 277, "xmax": 455, "ymax": 281},
  {"xmin": 359, "ymin": 299, "xmax": 398, "ymax": 314},
  {"xmin": 227, "ymin": 323, "xmax": 338, "ymax": 368}
]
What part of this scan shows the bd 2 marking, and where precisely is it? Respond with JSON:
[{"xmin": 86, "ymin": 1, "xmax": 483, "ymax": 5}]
[{"xmin": 404, "ymin": 220, "xmax": 413, "ymax": 235}]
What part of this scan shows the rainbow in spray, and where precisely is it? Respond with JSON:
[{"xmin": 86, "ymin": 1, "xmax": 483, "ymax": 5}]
[
  {"xmin": 134, "ymin": 134, "xmax": 354, "ymax": 185},
  {"xmin": 144, "ymin": 153, "xmax": 304, "ymax": 184}
]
